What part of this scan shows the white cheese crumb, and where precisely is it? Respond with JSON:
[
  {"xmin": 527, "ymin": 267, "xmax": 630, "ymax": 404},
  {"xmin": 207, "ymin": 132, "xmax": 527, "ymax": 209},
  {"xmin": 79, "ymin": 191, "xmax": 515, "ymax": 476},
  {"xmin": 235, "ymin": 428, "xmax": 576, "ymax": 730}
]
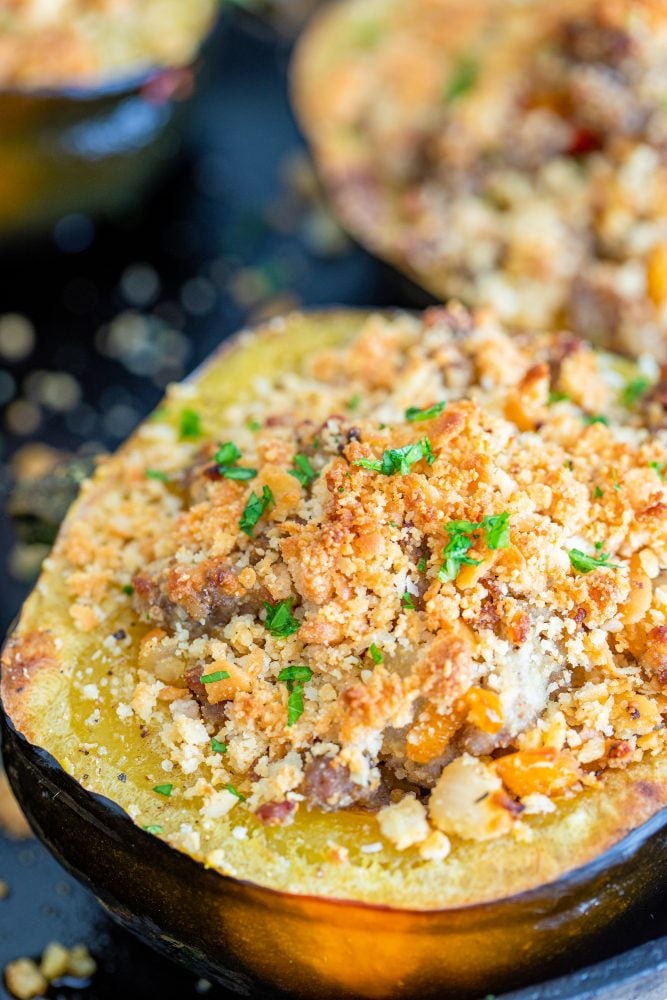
[{"xmin": 377, "ymin": 794, "xmax": 430, "ymax": 850}]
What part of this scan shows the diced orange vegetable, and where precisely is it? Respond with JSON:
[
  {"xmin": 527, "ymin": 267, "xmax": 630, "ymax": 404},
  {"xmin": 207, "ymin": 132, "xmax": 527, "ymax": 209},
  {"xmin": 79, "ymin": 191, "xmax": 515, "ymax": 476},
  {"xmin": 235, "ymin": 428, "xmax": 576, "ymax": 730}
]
[
  {"xmin": 465, "ymin": 686, "xmax": 504, "ymax": 734},
  {"xmin": 495, "ymin": 747, "xmax": 580, "ymax": 798},
  {"xmin": 406, "ymin": 703, "xmax": 461, "ymax": 764},
  {"xmin": 647, "ymin": 244, "xmax": 667, "ymax": 307}
]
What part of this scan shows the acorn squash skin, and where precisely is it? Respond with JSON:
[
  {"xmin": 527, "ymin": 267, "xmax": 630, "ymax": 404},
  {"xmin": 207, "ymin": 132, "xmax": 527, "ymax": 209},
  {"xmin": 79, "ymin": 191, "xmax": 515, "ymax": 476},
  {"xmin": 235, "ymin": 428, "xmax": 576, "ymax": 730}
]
[
  {"xmin": 2, "ymin": 711, "xmax": 666, "ymax": 1000},
  {"xmin": 1, "ymin": 310, "xmax": 666, "ymax": 999}
]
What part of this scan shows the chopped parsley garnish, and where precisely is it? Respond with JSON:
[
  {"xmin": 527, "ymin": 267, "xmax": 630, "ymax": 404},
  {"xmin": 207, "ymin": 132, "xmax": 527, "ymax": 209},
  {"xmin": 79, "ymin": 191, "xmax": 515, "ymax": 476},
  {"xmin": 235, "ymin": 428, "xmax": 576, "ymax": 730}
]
[
  {"xmin": 122, "ymin": 583, "xmax": 134, "ymax": 596},
  {"xmin": 418, "ymin": 555, "xmax": 427, "ymax": 573},
  {"xmin": 277, "ymin": 665, "xmax": 313, "ymax": 726},
  {"xmin": 240, "ymin": 485, "xmax": 275, "ymax": 536},
  {"xmin": 583, "ymin": 414, "xmax": 609, "ymax": 426},
  {"xmin": 211, "ymin": 738, "xmax": 228, "ymax": 754},
  {"xmin": 405, "ymin": 401, "xmax": 446, "ymax": 423},
  {"xmin": 347, "ymin": 393, "xmax": 362, "ymax": 411},
  {"xmin": 568, "ymin": 548, "xmax": 621, "ymax": 574},
  {"xmin": 142, "ymin": 824, "xmax": 163, "ymax": 834},
  {"xmin": 221, "ymin": 466, "xmax": 257, "ymax": 481},
  {"xmin": 548, "ymin": 390, "xmax": 570, "ymax": 404},
  {"xmin": 247, "ymin": 419, "xmax": 261, "ymax": 432},
  {"xmin": 482, "ymin": 512, "xmax": 511, "ymax": 550},
  {"xmin": 622, "ymin": 376, "xmax": 651, "ymax": 407},
  {"xmin": 179, "ymin": 408, "xmax": 202, "ymax": 440},
  {"xmin": 264, "ymin": 598, "xmax": 300, "ymax": 638},
  {"xmin": 593, "ymin": 486, "xmax": 604, "ymax": 499},
  {"xmin": 214, "ymin": 440, "xmax": 257, "ymax": 481},
  {"xmin": 153, "ymin": 783, "xmax": 173, "ymax": 797},
  {"xmin": 650, "ymin": 461, "xmax": 667, "ymax": 481},
  {"xmin": 402, "ymin": 592, "xmax": 415, "ymax": 610},
  {"xmin": 438, "ymin": 514, "xmax": 511, "ymax": 582},
  {"xmin": 146, "ymin": 469, "xmax": 169, "ymax": 482},
  {"xmin": 226, "ymin": 783, "xmax": 246, "ymax": 801},
  {"xmin": 200, "ymin": 670, "xmax": 230, "ymax": 684},
  {"xmin": 289, "ymin": 453, "xmax": 318, "ymax": 488},
  {"xmin": 215, "ymin": 441, "xmax": 241, "ymax": 465},
  {"xmin": 369, "ymin": 643, "xmax": 383, "ymax": 664},
  {"xmin": 355, "ymin": 438, "xmax": 435, "ymax": 475},
  {"xmin": 611, "ymin": 468, "xmax": 621, "ymax": 491},
  {"xmin": 444, "ymin": 55, "xmax": 479, "ymax": 103}
]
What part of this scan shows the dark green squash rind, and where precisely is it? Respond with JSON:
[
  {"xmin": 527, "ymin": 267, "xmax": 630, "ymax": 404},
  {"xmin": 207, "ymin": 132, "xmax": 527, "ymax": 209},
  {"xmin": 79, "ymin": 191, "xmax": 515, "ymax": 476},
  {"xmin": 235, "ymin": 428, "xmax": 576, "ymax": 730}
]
[{"xmin": 2, "ymin": 706, "xmax": 665, "ymax": 1000}]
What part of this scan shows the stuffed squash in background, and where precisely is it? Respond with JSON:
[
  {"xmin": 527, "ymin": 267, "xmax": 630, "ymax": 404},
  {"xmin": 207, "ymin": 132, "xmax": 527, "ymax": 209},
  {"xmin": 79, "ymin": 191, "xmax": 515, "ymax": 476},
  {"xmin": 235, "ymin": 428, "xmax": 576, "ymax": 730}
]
[
  {"xmin": 294, "ymin": 0, "xmax": 667, "ymax": 360},
  {"xmin": 1, "ymin": 307, "xmax": 666, "ymax": 999},
  {"xmin": 0, "ymin": 0, "xmax": 218, "ymax": 238}
]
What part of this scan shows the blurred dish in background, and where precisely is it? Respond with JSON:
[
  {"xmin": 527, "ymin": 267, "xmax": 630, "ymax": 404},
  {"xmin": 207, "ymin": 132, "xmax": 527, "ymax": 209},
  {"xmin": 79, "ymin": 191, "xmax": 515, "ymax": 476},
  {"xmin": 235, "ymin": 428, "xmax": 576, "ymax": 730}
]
[
  {"xmin": 294, "ymin": 0, "xmax": 667, "ymax": 360},
  {"xmin": 0, "ymin": 0, "xmax": 219, "ymax": 241}
]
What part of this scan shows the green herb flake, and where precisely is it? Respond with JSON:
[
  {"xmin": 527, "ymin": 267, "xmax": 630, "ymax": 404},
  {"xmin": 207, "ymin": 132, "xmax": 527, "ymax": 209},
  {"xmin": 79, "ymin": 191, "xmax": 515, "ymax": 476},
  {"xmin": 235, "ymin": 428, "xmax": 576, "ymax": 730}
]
[
  {"xmin": 142, "ymin": 824, "xmax": 163, "ymax": 834},
  {"xmin": 438, "ymin": 514, "xmax": 510, "ymax": 582},
  {"xmin": 277, "ymin": 665, "xmax": 313, "ymax": 684},
  {"xmin": 226, "ymin": 783, "xmax": 246, "ymax": 802},
  {"xmin": 650, "ymin": 460, "xmax": 667, "ymax": 481},
  {"xmin": 122, "ymin": 584, "xmax": 134, "ymax": 596},
  {"xmin": 145, "ymin": 469, "xmax": 169, "ymax": 482},
  {"xmin": 622, "ymin": 376, "xmax": 651, "ymax": 407},
  {"xmin": 200, "ymin": 670, "xmax": 231, "ymax": 684},
  {"xmin": 405, "ymin": 401, "xmax": 446, "ymax": 423},
  {"xmin": 289, "ymin": 453, "xmax": 318, "ymax": 488},
  {"xmin": 583, "ymin": 414, "xmax": 610, "ymax": 427},
  {"xmin": 593, "ymin": 486, "xmax": 604, "ymax": 499},
  {"xmin": 247, "ymin": 419, "xmax": 261, "ymax": 432},
  {"xmin": 402, "ymin": 592, "xmax": 415, "ymax": 610},
  {"xmin": 215, "ymin": 441, "xmax": 242, "ymax": 466},
  {"xmin": 264, "ymin": 598, "xmax": 300, "ymax": 638},
  {"xmin": 568, "ymin": 548, "xmax": 621, "ymax": 574},
  {"xmin": 548, "ymin": 390, "xmax": 570, "ymax": 405},
  {"xmin": 179, "ymin": 408, "xmax": 202, "ymax": 440},
  {"xmin": 482, "ymin": 512, "xmax": 511, "ymax": 550},
  {"xmin": 418, "ymin": 555, "xmax": 428, "ymax": 573},
  {"xmin": 240, "ymin": 485, "xmax": 275, "ymax": 536},
  {"xmin": 438, "ymin": 525, "xmax": 482, "ymax": 583},
  {"xmin": 369, "ymin": 643, "xmax": 383, "ymax": 664},
  {"xmin": 277, "ymin": 665, "xmax": 313, "ymax": 726},
  {"xmin": 355, "ymin": 437, "xmax": 435, "ymax": 476},
  {"xmin": 347, "ymin": 393, "xmax": 362, "ymax": 411},
  {"xmin": 611, "ymin": 468, "xmax": 621, "ymax": 491},
  {"xmin": 444, "ymin": 56, "xmax": 479, "ymax": 103},
  {"xmin": 211, "ymin": 738, "xmax": 228, "ymax": 754},
  {"xmin": 214, "ymin": 440, "xmax": 257, "ymax": 481},
  {"xmin": 153, "ymin": 783, "xmax": 173, "ymax": 797}
]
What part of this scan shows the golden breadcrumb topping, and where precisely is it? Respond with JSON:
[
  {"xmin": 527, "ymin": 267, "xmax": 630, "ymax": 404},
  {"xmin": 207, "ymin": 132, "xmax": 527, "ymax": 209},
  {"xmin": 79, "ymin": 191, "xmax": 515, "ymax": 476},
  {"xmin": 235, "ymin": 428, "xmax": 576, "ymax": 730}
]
[
  {"xmin": 56, "ymin": 307, "xmax": 667, "ymax": 852},
  {"xmin": 0, "ymin": 0, "xmax": 216, "ymax": 87},
  {"xmin": 298, "ymin": 0, "xmax": 667, "ymax": 359}
]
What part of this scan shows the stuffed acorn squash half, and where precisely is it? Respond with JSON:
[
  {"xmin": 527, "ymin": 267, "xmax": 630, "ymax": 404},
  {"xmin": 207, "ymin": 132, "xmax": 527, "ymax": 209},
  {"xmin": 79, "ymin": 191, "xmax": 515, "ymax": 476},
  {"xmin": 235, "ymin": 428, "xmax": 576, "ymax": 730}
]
[
  {"xmin": 293, "ymin": 0, "xmax": 667, "ymax": 360},
  {"xmin": 2, "ymin": 307, "xmax": 667, "ymax": 1000}
]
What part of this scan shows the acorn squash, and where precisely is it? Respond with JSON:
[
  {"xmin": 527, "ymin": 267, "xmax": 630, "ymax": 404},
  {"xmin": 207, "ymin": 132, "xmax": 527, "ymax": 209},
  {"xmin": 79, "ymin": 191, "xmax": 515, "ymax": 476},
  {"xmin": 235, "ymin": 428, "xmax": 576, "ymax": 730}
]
[
  {"xmin": 1, "ymin": 309, "xmax": 666, "ymax": 1000},
  {"xmin": 292, "ymin": 0, "xmax": 667, "ymax": 359}
]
